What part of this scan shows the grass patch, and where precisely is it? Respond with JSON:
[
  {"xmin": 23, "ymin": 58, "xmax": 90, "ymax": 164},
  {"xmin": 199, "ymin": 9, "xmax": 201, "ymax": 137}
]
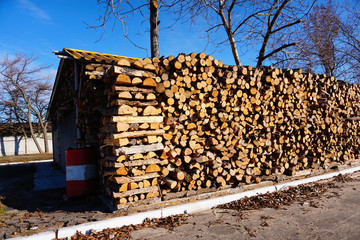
[
  {"xmin": 0, "ymin": 198, "xmax": 7, "ymax": 227},
  {"xmin": 0, "ymin": 205, "xmax": 7, "ymax": 216},
  {"xmin": 0, "ymin": 153, "xmax": 53, "ymax": 164},
  {"xmin": 0, "ymin": 196, "xmax": 8, "ymax": 216}
]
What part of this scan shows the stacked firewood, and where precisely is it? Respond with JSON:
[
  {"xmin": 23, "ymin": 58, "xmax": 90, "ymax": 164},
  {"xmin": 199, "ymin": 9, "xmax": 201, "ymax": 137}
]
[
  {"xmin": 156, "ymin": 53, "xmax": 360, "ymax": 195},
  {"xmin": 77, "ymin": 53, "xmax": 360, "ymax": 208},
  {"xmin": 96, "ymin": 58, "xmax": 167, "ymax": 209},
  {"xmin": 77, "ymin": 63, "xmax": 112, "ymax": 147}
]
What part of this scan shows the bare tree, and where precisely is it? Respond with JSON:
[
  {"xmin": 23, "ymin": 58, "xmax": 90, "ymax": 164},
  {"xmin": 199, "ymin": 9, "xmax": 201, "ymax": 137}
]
[
  {"xmin": 92, "ymin": 0, "xmax": 161, "ymax": 57},
  {"xmin": 255, "ymin": 0, "xmax": 307, "ymax": 67},
  {"xmin": 174, "ymin": 0, "xmax": 259, "ymax": 66},
  {"xmin": 173, "ymin": 0, "xmax": 313, "ymax": 67},
  {"xmin": 340, "ymin": 0, "xmax": 360, "ymax": 81},
  {"xmin": 293, "ymin": 1, "xmax": 344, "ymax": 76},
  {"xmin": 271, "ymin": 0, "xmax": 360, "ymax": 82},
  {"xmin": 0, "ymin": 91, "xmax": 29, "ymax": 154},
  {"xmin": 0, "ymin": 54, "xmax": 52, "ymax": 153}
]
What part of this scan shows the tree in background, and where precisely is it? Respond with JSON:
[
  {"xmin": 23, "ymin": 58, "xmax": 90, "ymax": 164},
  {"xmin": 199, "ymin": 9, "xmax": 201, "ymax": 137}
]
[
  {"xmin": 0, "ymin": 54, "xmax": 52, "ymax": 153},
  {"xmin": 278, "ymin": 0, "xmax": 345, "ymax": 77},
  {"xmin": 271, "ymin": 0, "xmax": 360, "ymax": 83},
  {"xmin": 340, "ymin": 0, "xmax": 360, "ymax": 81},
  {"xmin": 92, "ymin": 0, "xmax": 161, "ymax": 58},
  {"xmin": 92, "ymin": 0, "xmax": 360, "ymax": 83},
  {"xmin": 304, "ymin": 2, "xmax": 342, "ymax": 76},
  {"xmin": 171, "ymin": 0, "xmax": 314, "ymax": 67}
]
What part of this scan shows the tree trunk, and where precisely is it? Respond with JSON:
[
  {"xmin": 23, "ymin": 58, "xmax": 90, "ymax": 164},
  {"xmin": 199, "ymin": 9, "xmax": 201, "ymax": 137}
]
[
  {"xmin": 218, "ymin": 9, "xmax": 241, "ymax": 66},
  {"xmin": 42, "ymin": 122, "xmax": 49, "ymax": 153},
  {"xmin": 26, "ymin": 110, "xmax": 43, "ymax": 154},
  {"xmin": 150, "ymin": 0, "xmax": 160, "ymax": 58},
  {"xmin": 257, "ymin": 40, "xmax": 267, "ymax": 67},
  {"xmin": 21, "ymin": 129, "xmax": 28, "ymax": 154},
  {"xmin": 228, "ymin": 31, "xmax": 241, "ymax": 66}
]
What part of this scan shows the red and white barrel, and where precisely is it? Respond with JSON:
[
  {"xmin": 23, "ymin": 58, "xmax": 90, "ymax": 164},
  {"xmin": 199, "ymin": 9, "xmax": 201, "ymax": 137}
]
[{"xmin": 66, "ymin": 148, "xmax": 97, "ymax": 197}]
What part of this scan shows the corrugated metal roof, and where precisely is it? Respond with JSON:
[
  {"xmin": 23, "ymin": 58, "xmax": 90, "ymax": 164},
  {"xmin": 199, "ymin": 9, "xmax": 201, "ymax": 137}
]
[{"xmin": 55, "ymin": 48, "xmax": 140, "ymax": 64}]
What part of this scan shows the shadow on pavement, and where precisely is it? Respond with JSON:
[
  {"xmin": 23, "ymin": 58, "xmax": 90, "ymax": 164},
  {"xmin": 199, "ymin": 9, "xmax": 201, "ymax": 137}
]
[{"xmin": 0, "ymin": 162, "xmax": 108, "ymax": 213}]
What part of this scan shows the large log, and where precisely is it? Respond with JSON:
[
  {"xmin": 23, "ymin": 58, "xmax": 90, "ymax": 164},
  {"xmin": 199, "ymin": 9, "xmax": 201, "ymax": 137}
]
[
  {"xmin": 116, "ymin": 143, "xmax": 164, "ymax": 155},
  {"xmin": 110, "ymin": 172, "xmax": 160, "ymax": 184},
  {"xmin": 111, "ymin": 116, "xmax": 163, "ymax": 123},
  {"xmin": 112, "ymin": 65, "xmax": 156, "ymax": 78},
  {"xmin": 111, "ymin": 129, "xmax": 164, "ymax": 139}
]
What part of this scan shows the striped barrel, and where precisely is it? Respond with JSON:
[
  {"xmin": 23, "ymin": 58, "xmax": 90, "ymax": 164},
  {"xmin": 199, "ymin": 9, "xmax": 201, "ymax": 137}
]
[{"xmin": 66, "ymin": 148, "xmax": 97, "ymax": 197}]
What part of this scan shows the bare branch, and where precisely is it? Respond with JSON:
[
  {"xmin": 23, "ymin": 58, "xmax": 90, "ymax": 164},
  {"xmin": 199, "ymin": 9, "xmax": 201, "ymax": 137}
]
[{"xmin": 262, "ymin": 42, "xmax": 297, "ymax": 60}]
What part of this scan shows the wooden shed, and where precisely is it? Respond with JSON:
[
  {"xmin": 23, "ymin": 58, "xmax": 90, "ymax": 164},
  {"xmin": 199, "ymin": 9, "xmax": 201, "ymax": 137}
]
[{"xmin": 48, "ymin": 48, "xmax": 141, "ymax": 170}]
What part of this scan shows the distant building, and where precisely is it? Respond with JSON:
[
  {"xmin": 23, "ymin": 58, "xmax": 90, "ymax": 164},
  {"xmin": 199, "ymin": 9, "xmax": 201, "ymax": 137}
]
[{"xmin": 0, "ymin": 123, "xmax": 52, "ymax": 156}]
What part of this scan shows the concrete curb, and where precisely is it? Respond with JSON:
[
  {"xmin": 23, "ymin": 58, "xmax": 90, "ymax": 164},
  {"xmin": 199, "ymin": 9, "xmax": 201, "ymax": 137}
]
[
  {"xmin": 10, "ymin": 165, "xmax": 360, "ymax": 240},
  {"xmin": 0, "ymin": 159, "xmax": 53, "ymax": 166}
]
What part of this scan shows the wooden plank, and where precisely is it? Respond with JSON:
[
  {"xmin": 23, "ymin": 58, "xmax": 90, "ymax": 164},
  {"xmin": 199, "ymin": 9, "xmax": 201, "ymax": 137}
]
[
  {"xmin": 113, "ymin": 186, "xmax": 158, "ymax": 198},
  {"xmin": 111, "ymin": 116, "xmax": 163, "ymax": 123},
  {"xmin": 110, "ymin": 172, "xmax": 160, "ymax": 184},
  {"xmin": 124, "ymin": 159, "xmax": 166, "ymax": 167},
  {"xmin": 113, "ymin": 65, "xmax": 156, "ymax": 78},
  {"xmin": 85, "ymin": 71, "xmax": 104, "ymax": 76},
  {"xmin": 116, "ymin": 143, "xmax": 164, "ymax": 155},
  {"xmin": 111, "ymin": 85, "xmax": 155, "ymax": 93},
  {"xmin": 112, "ymin": 129, "xmax": 164, "ymax": 139},
  {"xmin": 110, "ymin": 99, "xmax": 158, "ymax": 107},
  {"xmin": 104, "ymin": 158, "xmax": 166, "ymax": 168}
]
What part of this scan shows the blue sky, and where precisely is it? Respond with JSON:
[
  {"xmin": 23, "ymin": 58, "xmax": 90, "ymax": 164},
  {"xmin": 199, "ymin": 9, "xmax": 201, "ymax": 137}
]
[{"xmin": 0, "ymin": 0, "xmax": 255, "ymax": 79}]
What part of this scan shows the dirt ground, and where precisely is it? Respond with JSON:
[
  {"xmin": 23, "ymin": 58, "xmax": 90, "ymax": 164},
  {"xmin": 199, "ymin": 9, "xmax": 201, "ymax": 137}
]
[{"xmin": 0, "ymin": 161, "xmax": 359, "ymax": 240}]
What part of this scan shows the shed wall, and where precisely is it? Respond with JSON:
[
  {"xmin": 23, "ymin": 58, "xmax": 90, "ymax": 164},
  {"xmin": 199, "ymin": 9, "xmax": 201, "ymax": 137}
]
[{"xmin": 54, "ymin": 110, "xmax": 77, "ymax": 170}]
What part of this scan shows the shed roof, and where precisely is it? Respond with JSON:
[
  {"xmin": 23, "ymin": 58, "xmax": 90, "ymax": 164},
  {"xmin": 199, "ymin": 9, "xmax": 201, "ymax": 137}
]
[{"xmin": 54, "ymin": 48, "xmax": 140, "ymax": 64}]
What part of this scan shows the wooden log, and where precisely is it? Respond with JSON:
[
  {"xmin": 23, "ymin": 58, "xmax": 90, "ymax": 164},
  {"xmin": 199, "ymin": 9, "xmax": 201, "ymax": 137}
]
[
  {"xmin": 143, "ymin": 106, "xmax": 159, "ymax": 116},
  {"xmin": 110, "ymin": 85, "xmax": 155, "ymax": 93},
  {"xmin": 117, "ymin": 58, "xmax": 131, "ymax": 67},
  {"xmin": 110, "ymin": 172, "xmax": 160, "ymax": 184},
  {"xmin": 145, "ymin": 164, "xmax": 161, "ymax": 173},
  {"xmin": 116, "ymin": 142, "xmax": 164, "ymax": 155},
  {"xmin": 111, "ymin": 116, "xmax": 163, "ymax": 123},
  {"xmin": 143, "ymin": 78, "xmax": 157, "ymax": 87},
  {"xmin": 111, "ymin": 129, "xmax": 164, "ymax": 139},
  {"xmin": 115, "ymin": 74, "xmax": 131, "ymax": 85},
  {"xmin": 164, "ymin": 177, "xmax": 178, "ymax": 189},
  {"xmin": 113, "ymin": 65, "xmax": 156, "ymax": 78},
  {"xmin": 117, "ymin": 92, "xmax": 133, "ymax": 99},
  {"xmin": 117, "ymin": 105, "xmax": 134, "ymax": 115},
  {"xmin": 111, "ymin": 99, "xmax": 158, "ymax": 107},
  {"xmin": 104, "ymin": 158, "xmax": 166, "ymax": 168}
]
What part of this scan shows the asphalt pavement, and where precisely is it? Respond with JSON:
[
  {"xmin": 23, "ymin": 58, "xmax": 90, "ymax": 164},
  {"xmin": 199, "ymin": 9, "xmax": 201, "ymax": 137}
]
[{"xmin": 129, "ymin": 171, "xmax": 360, "ymax": 240}]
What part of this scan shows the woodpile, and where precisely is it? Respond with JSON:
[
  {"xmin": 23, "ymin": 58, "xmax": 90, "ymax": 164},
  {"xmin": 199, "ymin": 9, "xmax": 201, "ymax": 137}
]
[
  {"xmin": 156, "ymin": 53, "xmax": 360, "ymax": 195},
  {"xmin": 76, "ymin": 52, "xmax": 360, "ymax": 209},
  {"xmin": 83, "ymin": 58, "xmax": 165, "ymax": 209}
]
